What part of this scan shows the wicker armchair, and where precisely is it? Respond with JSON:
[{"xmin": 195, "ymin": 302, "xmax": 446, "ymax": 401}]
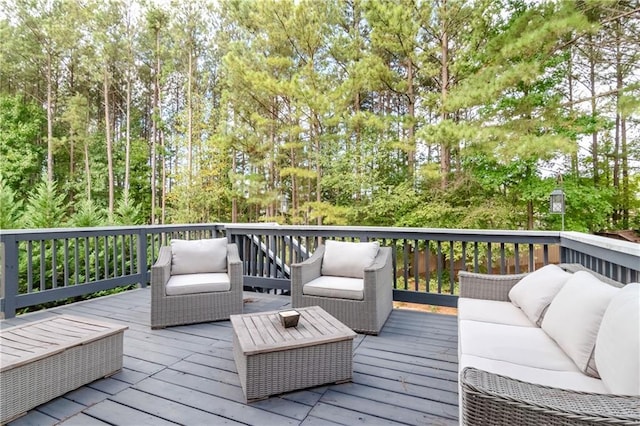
[
  {"xmin": 291, "ymin": 244, "xmax": 393, "ymax": 335},
  {"xmin": 150, "ymin": 242, "xmax": 243, "ymax": 329},
  {"xmin": 458, "ymin": 267, "xmax": 639, "ymax": 426}
]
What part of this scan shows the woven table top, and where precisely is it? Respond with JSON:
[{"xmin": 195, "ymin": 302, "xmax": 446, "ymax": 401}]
[
  {"xmin": 1, "ymin": 315, "xmax": 128, "ymax": 372},
  {"xmin": 230, "ymin": 306, "xmax": 356, "ymax": 356}
]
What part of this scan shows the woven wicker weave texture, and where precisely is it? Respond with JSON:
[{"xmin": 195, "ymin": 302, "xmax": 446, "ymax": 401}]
[{"xmin": 231, "ymin": 306, "xmax": 356, "ymax": 402}]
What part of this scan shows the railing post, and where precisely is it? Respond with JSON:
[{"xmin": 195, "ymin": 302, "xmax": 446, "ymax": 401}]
[
  {"xmin": 137, "ymin": 229, "xmax": 149, "ymax": 287},
  {"xmin": 1, "ymin": 236, "xmax": 19, "ymax": 319}
]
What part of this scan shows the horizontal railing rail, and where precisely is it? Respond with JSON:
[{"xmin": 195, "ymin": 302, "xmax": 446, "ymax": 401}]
[{"xmin": 2, "ymin": 224, "xmax": 638, "ymax": 318}]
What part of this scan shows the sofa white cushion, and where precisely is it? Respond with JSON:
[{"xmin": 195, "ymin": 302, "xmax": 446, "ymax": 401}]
[
  {"xmin": 458, "ymin": 298, "xmax": 535, "ymax": 327},
  {"xmin": 303, "ymin": 275, "xmax": 364, "ymax": 300},
  {"xmin": 541, "ymin": 271, "xmax": 619, "ymax": 377},
  {"xmin": 165, "ymin": 273, "xmax": 230, "ymax": 295},
  {"xmin": 508, "ymin": 264, "xmax": 572, "ymax": 325},
  {"xmin": 459, "ymin": 319, "xmax": 579, "ymax": 371},
  {"xmin": 171, "ymin": 238, "xmax": 227, "ymax": 275},
  {"xmin": 460, "ymin": 354, "xmax": 609, "ymax": 394},
  {"xmin": 321, "ymin": 240, "xmax": 379, "ymax": 279},
  {"xmin": 594, "ymin": 283, "xmax": 640, "ymax": 395}
]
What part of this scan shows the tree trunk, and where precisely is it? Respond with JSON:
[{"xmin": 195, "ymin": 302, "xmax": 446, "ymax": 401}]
[
  {"xmin": 440, "ymin": 2, "xmax": 450, "ymax": 190},
  {"xmin": 103, "ymin": 65, "xmax": 114, "ymax": 215},
  {"xmin": 47, "ymin": 51, "xmax": 54, "ymax": 182},
  {"xmin": 612, "ymin": 18, "xmax": 622, "ymax": 225},
  {"xmin": 231, "ymin": 150, "xmax": 237, "ymax": 223},
  {"xmin": 125, "ymin": 75, "xmax": 131, "ymax": 193},
  {"xmin": 568, "ymin": 47, "xmax": 579, "ymax": 178},
  {"xmin": 407, "ymin": 58, "xmax": 416, "ymax": 184},
  {"xmin": 84, "ymin": 140, "xmax": 91, "ymax": 201},
  {"xmin": 621, "ymin": 115, "xmax": 628, "ymax": 228},
  {"xmin": 589, "ymin": 35, "xmax": 599, "ymax": 186},
  {"xmin": 187, "ymin": 43, "xmax": 193, "ymax": 186}
]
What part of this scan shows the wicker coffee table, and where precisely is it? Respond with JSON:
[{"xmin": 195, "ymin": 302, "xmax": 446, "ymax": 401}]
[{"xmin": 230, "ymin": 305, "xmax": 357, "ymax": 402}]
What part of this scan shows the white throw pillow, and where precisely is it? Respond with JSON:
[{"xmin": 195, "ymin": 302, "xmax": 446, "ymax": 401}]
[
  {"xmin": 594, "ymin": 283, "xmax": 640, "ymax": 395},
  {"xmin": 508, "ymin": 264, "xmax": 572, "ymax": 325},
  {"xmin": 321, "ymin": 240, "xmax": 380, "ymax": 279},
  {"xmin": 170, "ymin": 238, "xmax": 227, "ymax": 275},
  {"xmin": 541, "ymin": 271, "xmax": 619, "ymax": 377}
]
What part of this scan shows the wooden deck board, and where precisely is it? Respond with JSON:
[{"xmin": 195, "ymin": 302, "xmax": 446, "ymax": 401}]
[{"xmin": 3, "ymin": 288, "xmax": 459, "ymax": 426}]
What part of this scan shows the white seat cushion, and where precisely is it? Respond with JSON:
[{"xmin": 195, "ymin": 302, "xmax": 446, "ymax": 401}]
[
  {"xmin": 458, "ymin": 298, "xmax": 535, "ymax": 327},
  {"xmin": 321, "ymin": 240, "xmax": 379, "ymax": 279},
  {"xmin": 594, "ymin": 283, "xmax": 640, "ymax": 395},
  {"xmin": 303, "ymin": 275, "xmax": 364, "ymax": 300},
  {"xmin": 460, "ymin": 354, "xmax": 608, "ymax": 394},
  {"xmin": 459, "ymin": 319, "xmax": 579, "ymax": 371},
  {"xmin": 165, "ymin": 273, "xmax": 230, "ymax": 296},
  {"xmin": 541, "ymin": 271, "xmax": 619, "ymax": 377},
  {"xmin": 508, "ymin": 264, "xmax": 572, "ymax": 325},
  {"xmin": 171, "ymin": 238, "xmax": 227, "ymax": 275}
]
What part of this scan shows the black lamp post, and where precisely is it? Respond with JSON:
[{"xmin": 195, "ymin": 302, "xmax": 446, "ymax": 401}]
[{"xmin": 550, "ymin": 188, "xmax": 565, "ymax": 231}]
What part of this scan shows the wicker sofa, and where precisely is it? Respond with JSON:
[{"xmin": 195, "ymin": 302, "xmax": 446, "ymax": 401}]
[{"xmin": 457, "ymin": 264, "xmax": 640, "ymax": 426}]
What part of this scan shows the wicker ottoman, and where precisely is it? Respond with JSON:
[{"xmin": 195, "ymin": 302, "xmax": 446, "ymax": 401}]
[
  {"xmin": 230, "ymin": 306, "xmax": 356, "ymax": 402},
  {"xmin": 0, "ymin": 315, "xmax": 127, "ymax": 424}
]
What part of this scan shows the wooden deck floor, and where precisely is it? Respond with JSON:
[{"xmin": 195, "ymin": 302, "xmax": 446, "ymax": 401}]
[{"xmin": 1, "ymin": 289, "xmax": 459, "ymax": 426}]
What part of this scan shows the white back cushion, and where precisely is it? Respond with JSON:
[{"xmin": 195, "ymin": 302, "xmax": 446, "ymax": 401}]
[
  {"xmin": 321, "ymin": 240, "xmax": 379, "ymax": 279},
  {"xmin": 541, "ymin": 271, "xmax": 619, "ymax": 377},
  {"xmin": 171, "ymin": 238, "xmax": 227, "ymax": 275},
  {"xmin": 508, "ymin": 264, "xmax": 572, "ymax": 325},
  {"xmin": 595, "ymin": 283, "xmax": 640, "ymax": 395}
]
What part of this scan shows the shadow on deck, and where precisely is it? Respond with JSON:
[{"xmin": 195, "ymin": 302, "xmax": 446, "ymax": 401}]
[{"xmin": 1, "ymin": 289, "xmax": 459, "ymax": 426}]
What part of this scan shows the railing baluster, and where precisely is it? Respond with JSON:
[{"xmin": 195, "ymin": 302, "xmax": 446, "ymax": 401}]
[
  {"xmin": 514, "ymin": 243, "xmax": 520, "ymax": 273},
  {"xmin": 436, "ymin": 241, "xmax": 442, "ymax": 293},
  {"xmin": 129, "ymin": 234, "xmax": 134, "ymax": 275},
  {"xmin": 473, "ymin": 242, "xmax": 479, "ymax": 273},
  {"xmin": 449, "ymin": 241, "xmax": 455, "ymax": 294},
  {"xmin": 39, "ymin": 240, "xmax": 45, "ymax": 291},
  {"xmin": 403, "ymin": 239, "xmax": 409, "ymax": 290},
  {"xmin": 64, "ymin": 239, "xmax": 70, "ymax": 287},
  {"xmin": 121, "ymin": 235, "xmax": 126, "ymax": 277},
  {"xmin": 27, "ymin": 241, "xmax": 33, "ymax": 292},
  {"xmin": 528, "ymin": 244, "xmax": 535, "ymax": 271},
  {"xmin": 500, "ymin": 243, "xmax": 506, "ymax": 275},
  {"xmin": 94, "ymin": 236, "xmax": 99, "ymax": 280},
  {"xmin": 104, "ymin": 236, "xmax": 109, "ymax": 279},
  {"xmin": 52, "ymin": 239, "xmax": 57, "ymax": 288},
  {"xmin": 425, "ymin": 241, "xmax": 431, "ymax": 292},
  {"xmin": 413, "ymin": 240, "xmax": 419, "ymax": 291},
  {"xmin": 74, "ymin": 237, "xmax": 80, "ymax": 285},
  {"xmin": 85, "ymin": 237, "xmax": 90, "ymax": 283},
  {"xmin": 113, "ymin": 236, "xmax": 118, "ymax": 277},
  {"xmin": 543, "ymin": 244, "xmax": 548, "ymax": 266},
  {"xmin": 462, "ymin": 241, "xmax": 467, "ymax": 273},
  {"xmin": 487, "ymin": 242, "xmax": 492, "ymax": 274}
]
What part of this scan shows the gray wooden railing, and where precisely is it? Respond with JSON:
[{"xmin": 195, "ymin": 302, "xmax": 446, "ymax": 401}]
[{"xmin": 1, "ymin": 224, "xmax": 638, "ymax": 318}]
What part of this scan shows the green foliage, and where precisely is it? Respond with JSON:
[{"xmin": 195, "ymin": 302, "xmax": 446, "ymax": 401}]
[
  {"xmin": 112, "ymin": 191, "xmax": 142, "ymax": 225},
  {"xmin": 0, "ymin": 95, "xmax": 46, "ymax": 192},
  {"xmin": 71, "ymin": 198, "xmax": 106, "ymax": 227},
  {"xmin": 0, "ymin": 177, "xmax": 22, "ymax": 229},
  {"xmin": 23, "ymin": 175, "xmax": 67, "ymax": 229},
  {"xmin": 0, "ymin": 0, "xmax": 637, "ymax": 233}
]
